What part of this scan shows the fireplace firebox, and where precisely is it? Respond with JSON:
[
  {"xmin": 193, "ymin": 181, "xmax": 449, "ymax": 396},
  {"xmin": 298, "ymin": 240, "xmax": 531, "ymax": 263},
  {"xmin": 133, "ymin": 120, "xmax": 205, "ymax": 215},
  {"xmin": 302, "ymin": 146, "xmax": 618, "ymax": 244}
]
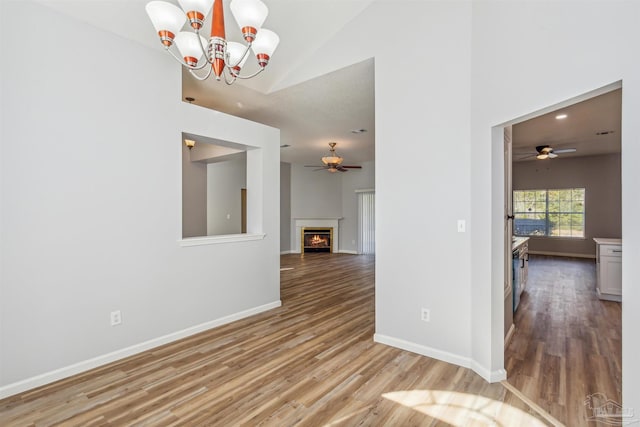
[{"xmin": 301, "ymin": 227, "xmax": 333, "ymax": 253}]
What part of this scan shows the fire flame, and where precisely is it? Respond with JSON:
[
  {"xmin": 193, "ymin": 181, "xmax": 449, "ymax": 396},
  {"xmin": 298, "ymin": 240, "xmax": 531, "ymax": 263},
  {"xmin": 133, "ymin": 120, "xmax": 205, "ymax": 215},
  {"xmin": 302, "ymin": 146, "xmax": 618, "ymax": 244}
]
[{"xmin": 309, "ymin": 235, "xmax": 328, "ymax": 246}]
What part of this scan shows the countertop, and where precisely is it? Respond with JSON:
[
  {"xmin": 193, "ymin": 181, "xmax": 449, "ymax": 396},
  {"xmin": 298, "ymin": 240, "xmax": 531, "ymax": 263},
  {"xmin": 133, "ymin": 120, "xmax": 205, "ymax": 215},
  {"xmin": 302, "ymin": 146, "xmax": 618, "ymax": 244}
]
[
  {"xmin": 512, "ymin": 236, "xmax": 530, "ymax": 251},
  {"xmin": 593, "ymin": 237, "xmax": 622, "ymax": 246}
]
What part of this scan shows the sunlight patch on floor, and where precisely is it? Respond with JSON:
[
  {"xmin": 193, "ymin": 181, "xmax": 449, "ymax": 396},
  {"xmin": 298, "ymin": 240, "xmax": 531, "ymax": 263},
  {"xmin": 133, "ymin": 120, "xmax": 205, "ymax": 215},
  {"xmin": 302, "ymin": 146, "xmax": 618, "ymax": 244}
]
[{"xmin": 382, "ymin": 390, "xmax": 548, "ymax": 426}]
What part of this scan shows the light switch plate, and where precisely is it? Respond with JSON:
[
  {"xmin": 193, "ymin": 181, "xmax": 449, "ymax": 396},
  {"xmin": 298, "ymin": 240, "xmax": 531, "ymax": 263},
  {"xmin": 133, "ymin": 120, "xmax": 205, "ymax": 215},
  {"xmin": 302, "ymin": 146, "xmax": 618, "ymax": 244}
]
[{"xmin": 457, "ymin": 220, "xmax": 466, "ymax": 233}]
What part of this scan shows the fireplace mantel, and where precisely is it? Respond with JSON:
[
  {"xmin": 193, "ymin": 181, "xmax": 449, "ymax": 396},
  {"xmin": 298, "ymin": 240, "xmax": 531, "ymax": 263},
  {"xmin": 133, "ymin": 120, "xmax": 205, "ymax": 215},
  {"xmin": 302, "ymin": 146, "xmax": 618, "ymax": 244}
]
[
  {"xmin": 292, "ymin": 217, "xmax": 343, "ymax": 220},
  {"xmin": 293, "ymin": 218, "xmax": 341, "ymax": 253}
]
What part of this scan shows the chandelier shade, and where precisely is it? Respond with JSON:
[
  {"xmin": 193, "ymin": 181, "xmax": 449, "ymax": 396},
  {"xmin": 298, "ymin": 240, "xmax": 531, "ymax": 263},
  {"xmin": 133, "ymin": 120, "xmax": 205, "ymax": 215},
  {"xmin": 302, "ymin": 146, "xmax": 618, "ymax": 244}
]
[
  {"xmin": 322, "ymin": 156, "xmax": 343, "ymax": 165},
  {"xmin": 177, "ymin": 0, "xmax": 214, "ymax": 29},
  {"xmin": 145, "ymin": 1, "xmax": 186, "ymax": 46},
  {"xmin": 230, "ymin": 0, "xmax": 269, "ymax": 41},
  {"xmin": 227, "ymin": 41, "xmax": 250, "ymax": 71},
  {"xmin": 251, "ymin": 28, "xmax": 280, "ymax": 66},
  {"xmin": 145, "ymin": 0, "xmax": 279, "ymax": 84},
  {"xmin": 174, "ymin": 32, "xmax": 208, "ymax": 66}
]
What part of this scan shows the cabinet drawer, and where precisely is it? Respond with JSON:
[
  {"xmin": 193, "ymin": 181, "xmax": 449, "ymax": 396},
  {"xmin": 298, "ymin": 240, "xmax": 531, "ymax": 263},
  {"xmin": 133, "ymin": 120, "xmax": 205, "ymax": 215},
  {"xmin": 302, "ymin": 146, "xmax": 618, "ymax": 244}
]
[{"xmin": 601, "ymin": 245, "xmax": 622, "ymax": 257}]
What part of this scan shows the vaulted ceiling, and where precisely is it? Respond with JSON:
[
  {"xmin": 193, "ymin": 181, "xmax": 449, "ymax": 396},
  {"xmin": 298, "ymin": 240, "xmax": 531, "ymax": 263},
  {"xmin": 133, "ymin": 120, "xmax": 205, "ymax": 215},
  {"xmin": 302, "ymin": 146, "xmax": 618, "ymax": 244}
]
[
  {"xmin": 37, "ymin": 0, "xmax": 376, "ymax": 166},
  {"xmin": 36, "ymin": 1, "xmax": 620, "ymax": 167}
]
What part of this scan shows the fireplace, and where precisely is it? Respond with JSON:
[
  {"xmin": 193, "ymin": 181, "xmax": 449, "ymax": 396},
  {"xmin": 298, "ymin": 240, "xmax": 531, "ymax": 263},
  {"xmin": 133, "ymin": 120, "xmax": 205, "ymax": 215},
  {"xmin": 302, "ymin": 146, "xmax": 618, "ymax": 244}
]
[{"xmin": 301, "ymin": 227, "xmax": 333, "ymax": 253}]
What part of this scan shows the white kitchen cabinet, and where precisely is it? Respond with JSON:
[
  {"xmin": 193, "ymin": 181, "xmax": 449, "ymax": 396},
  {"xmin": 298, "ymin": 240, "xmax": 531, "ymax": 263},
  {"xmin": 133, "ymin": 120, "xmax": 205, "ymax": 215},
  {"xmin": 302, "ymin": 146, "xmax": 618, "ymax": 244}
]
[{"xmin": 594, "ymin": 238, "xmax": 622, "ymax": 302}]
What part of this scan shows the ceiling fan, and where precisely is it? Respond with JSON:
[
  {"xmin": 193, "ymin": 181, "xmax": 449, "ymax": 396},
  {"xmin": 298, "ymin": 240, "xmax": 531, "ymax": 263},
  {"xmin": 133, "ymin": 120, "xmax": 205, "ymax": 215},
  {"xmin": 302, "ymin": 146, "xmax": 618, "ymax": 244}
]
[
  {"xmin": 305, "ymin": 142, "xmax": 362, "ymax": 173},
  {"xmin": 518, "ymin": 145, "xmax": 577, "ymax": 160}
]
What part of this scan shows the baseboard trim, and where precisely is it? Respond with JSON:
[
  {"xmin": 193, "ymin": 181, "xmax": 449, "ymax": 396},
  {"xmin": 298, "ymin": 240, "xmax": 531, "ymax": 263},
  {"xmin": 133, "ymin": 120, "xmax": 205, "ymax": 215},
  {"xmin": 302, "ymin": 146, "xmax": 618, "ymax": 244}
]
[
  {"xmin": 0, "ymin": 300, "xmax": 282, "ymax": 400},
  {"xmin": 280, "ymin": 250, "xmax": 294, "ymax": 255},
  {"xmin": 528, "ymin": 250, "xmax": 595, "ymax": 259},
  {"xmin": 374, "ymin": 334, "xmax": 506, "ymax": 383},
  {"xmin": 374, "ymin": 333, "xmax": 471, "ymax": 370},
  {"xmin": 596, "ymin": 287, "xmax": 621, "ymax": 302},
  {"xmin": 337, "ymin": 250, "xmax": 358, "ymax": 255},
  {"xmin": 472, "ymin": 361, "xmax": 507, "ymax": 382}
]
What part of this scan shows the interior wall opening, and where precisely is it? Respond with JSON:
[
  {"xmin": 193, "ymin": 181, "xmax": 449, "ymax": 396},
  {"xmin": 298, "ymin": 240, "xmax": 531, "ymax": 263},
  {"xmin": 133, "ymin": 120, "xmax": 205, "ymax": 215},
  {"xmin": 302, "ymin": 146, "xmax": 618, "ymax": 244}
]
[
  {"xmin": 181, "ymin": 132, "xmax": 252, "ymax": 239},
  {"xmin": 496, "ymin": 82, "xmax": 622, "ymax": 423}
]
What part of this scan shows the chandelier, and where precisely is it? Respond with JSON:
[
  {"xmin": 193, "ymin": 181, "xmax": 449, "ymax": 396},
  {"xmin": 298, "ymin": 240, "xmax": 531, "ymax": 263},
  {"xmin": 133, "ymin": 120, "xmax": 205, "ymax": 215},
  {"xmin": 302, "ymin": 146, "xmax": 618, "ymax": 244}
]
[{"xmin": 145, "ymin": 0, "xmax": 280, "ymax": 84}]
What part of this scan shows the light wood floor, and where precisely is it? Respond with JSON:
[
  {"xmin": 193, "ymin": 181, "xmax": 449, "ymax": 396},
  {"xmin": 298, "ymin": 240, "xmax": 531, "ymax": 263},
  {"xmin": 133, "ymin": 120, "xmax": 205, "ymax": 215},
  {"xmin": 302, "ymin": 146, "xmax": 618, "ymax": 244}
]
[
  {"xmin": 505, "ymin": 255, "xmax": 622, "ymax": 426},
  {"xmin": 1, "ymin": 253, "xmax": 550, "ymax": 426}
]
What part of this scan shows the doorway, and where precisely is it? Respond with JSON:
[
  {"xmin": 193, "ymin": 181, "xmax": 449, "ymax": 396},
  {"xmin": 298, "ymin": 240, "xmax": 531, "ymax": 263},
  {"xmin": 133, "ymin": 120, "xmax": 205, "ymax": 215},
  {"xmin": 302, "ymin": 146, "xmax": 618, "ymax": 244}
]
[{"xmin": 500, "ymin": 83, "xmax": 622, "ymax": 423}]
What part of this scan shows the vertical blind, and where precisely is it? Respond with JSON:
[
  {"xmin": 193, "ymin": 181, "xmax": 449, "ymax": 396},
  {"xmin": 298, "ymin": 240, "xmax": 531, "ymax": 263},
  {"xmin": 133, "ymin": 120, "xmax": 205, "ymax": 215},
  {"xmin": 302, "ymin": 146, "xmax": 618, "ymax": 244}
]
[{"xmin": 358, "ymin": 191, "xmax": 375, "ymax": 254}]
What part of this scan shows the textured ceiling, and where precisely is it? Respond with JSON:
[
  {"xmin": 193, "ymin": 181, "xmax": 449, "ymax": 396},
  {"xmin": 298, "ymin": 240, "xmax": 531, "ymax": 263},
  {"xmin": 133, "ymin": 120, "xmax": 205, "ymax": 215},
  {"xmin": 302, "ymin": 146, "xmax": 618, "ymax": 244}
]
[{"xmin": 183, "ymin": 58, "xmax": 375, "ymax": 165}]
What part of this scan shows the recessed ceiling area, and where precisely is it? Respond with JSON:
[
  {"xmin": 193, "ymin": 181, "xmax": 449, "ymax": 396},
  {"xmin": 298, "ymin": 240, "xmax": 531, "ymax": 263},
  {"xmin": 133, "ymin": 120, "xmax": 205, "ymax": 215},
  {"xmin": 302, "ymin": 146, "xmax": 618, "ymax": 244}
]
[
  {"xmin": 183, "ymin": 58, "xmax": 375, "ymax": 166},
  {"xmin": 513, "ymin": 88, "xmax": 621, "ymax": 161}
]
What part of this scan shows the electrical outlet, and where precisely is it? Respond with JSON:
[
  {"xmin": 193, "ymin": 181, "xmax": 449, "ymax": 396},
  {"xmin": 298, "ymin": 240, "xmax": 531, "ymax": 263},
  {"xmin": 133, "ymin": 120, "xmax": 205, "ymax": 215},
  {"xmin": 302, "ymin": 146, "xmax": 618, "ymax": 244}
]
[
  {"xmin": 110, "ymin": 310, "xmax": 122, "ymax": 326},
  {"xmin": 421, "ymin": 308, "xmax": 430, "ymax": 322},
  {"xmin": 457, "ymin": 220, "xmax": 466, "ymax": 233}
]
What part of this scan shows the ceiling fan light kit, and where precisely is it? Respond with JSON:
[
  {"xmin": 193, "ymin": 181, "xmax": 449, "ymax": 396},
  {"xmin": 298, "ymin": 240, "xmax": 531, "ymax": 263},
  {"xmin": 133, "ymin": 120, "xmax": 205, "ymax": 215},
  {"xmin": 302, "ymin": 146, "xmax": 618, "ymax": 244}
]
[
  {"xmin": 305, "ymin": 142, "xmax": 363, "ymax": 173},
  {"xmin": 524, "ymin": 145, "xmax": 575, "ymax": 160},
  {"xmin": 322, "ymin": 142, "xmax": 343, "ymax": 165},
  {"xmin": 146, "ymin": 0, "xmax": 280, "ymax": 84}
]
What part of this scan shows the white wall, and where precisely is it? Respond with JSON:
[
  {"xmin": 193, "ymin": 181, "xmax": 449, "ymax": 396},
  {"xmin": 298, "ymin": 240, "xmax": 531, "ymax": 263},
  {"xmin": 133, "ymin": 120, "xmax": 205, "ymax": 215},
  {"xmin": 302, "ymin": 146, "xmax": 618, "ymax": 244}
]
[
  {"xmin": 279, "ymin": 2, "xmax": 474, "ymax": 366},
  {"xmin": 287, "ymin": 162, "xmax": 374, "ymax": 253},
  {"xmin": 182, "ymin": 144, "xmax": 207, "ymax": 238},
  {"xmin": 470, "ymin": 0, "xmax": 640, "ymax": 410},
  {"xmin": 0, "ymin": 1, "xmax": 280, "ymax": 396},
  {"xmin": 206, "ymin": 153, "xmax": 247, "ymax": 235},
  {"xmin": 290, "ymin": 163, "xmax": 343, "ymax": 219},
  {"xmin": 3, "ymin": 0, "xmax": 640, "ymax": 413},
  {"xmin": 273, "ymin": 0, "xmax": 640, "ymax": 410},
  {"xmin": 289, "ymin": 163, "xmax": 342, "ymax": 251},
  {"xmin": 280, "ymin": 162, "xmax": 291, "ymax": 253}
]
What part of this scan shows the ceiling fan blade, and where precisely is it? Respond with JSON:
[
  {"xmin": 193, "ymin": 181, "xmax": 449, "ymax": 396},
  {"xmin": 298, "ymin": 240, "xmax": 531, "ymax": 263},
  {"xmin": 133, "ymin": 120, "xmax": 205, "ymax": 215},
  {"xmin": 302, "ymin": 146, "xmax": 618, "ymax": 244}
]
[
  {"xmin": 515, "ymin": 153, "xmax": 538, "ymax": 159},
  {"xmin": 341, "ymin": 165, "xmax": 362, "ymax": 169},
  {"xmin": 304, "ymin": 165, "xmax": 325, "ymax": 167},
  {"xmin": 553, "ymin": 148, "xmax": 576, "ymax": 154},
  {"xmin": 548, "ymin": 152, "xmax": 558, "ymax": 159}
]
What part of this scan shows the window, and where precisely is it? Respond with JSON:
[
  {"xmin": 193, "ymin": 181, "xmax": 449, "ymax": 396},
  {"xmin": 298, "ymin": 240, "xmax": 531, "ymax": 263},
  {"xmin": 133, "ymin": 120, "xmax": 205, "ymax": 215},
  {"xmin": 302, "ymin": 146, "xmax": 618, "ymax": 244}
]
[{"xmin": 513, "ymin": 188, "xmax": 585, "ymax": 238}]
